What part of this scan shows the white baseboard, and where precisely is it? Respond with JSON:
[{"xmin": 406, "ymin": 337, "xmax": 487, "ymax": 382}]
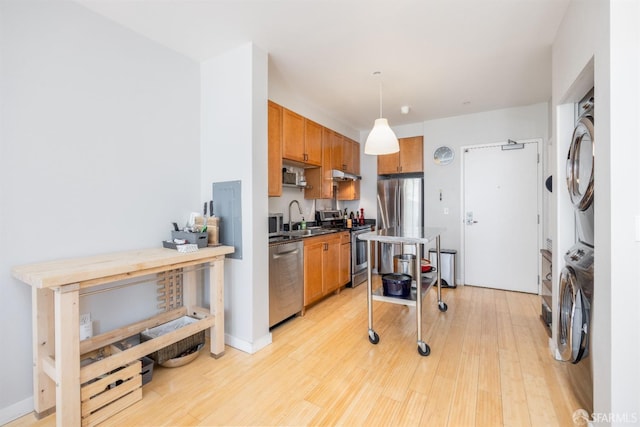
[
  {"xmin": 0, "ymin": 396, "xmax": 33, "ymax": 425},
  {"xmin": 224, "ymin": 332, "xmax": 272, "ymax": 354}
]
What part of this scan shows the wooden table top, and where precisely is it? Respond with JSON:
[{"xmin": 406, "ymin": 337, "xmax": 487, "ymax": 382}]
[{"xmin": 12, "ymin": 246, "xmax": 234, "ymax": 289}]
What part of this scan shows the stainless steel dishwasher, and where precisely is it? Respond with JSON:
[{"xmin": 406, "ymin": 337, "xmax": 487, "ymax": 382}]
[{"xmin": 269, "ymin": 240, "xmax": 304, "ymax": 327}]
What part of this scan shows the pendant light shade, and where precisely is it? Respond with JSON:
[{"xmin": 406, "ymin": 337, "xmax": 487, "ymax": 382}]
[
  {"xmin": 364, "ymin": 71, "xmax": 399, "ymax": 155},
  {"xmin": 365, "ymin": 118, "xmax": 399, "ymax": 154}
]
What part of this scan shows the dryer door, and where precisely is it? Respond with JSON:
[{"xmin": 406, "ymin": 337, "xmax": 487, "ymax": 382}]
[
  {"xmin": 566, "ymin": 116, "xmax": 595, "ymax": 211},
  {"xmin": 557, "ymin": 266, "xmax": 589, "ymax": 363}
]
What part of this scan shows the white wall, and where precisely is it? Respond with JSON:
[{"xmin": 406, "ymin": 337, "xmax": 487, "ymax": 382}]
[
  {"xmin": 201, "ymin": 43, "xmax": 271, "ymax": 354},
  {"xmin": 0, "ymin": 0, "xmax": 200, "ymax": 422},
  {"xmin": 552, "ymin": 0, "xmax": 640, "ymax": 420},
  {"xmin": 422, "ymin": 103, "xmax": 549, "ymax": 283}
]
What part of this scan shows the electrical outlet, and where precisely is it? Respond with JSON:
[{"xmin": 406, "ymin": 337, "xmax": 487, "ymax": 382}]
[{"xmin": 80, "ymin": 313, "xmax": 91, "ymax": 325}]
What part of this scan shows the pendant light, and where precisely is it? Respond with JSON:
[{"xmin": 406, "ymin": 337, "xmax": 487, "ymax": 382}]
[{"xmin": 364, "ymin": 71, "xmax": 399, "ymax": 155}]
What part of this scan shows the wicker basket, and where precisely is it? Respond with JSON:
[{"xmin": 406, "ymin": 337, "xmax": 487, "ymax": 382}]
[{"xmin": 140, "ymin": 316, "xmax": 205, "ymax": 365}]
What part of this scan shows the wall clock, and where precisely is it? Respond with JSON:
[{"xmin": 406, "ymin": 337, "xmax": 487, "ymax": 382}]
[{"xmin": 433, "ymin": 146, "xmax": 454, "ymax": 165}]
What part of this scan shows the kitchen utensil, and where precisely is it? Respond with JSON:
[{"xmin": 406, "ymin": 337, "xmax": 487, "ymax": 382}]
[{"xmin": 382, "ymin": 273, "xmax": 411, "ymax": 297}]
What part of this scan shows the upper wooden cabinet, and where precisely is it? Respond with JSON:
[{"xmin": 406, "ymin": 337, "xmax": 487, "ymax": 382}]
[
  {"xmin": 336, "ymin": 180, "xmax": 360, "ymax": 201},
  {"xmin": 351, "ymin": 139, "xmax": 360, "ymax": 175},
  {"xmin": 282, "ymin": 108, "xmax": 321, "ymax": 166},
  {"xmin": 377, "ymin": 136, "xmax": 424, "ymax": 175},
  {"xmin": 268, "ymin": 101, "xmax": 283, "ymax": 197},
  {"xmin": 331, "ymin": 135, "xmax": 360, "ymax": 175},
  {"xmin": 305, "ymin": 127, "xmax": 333, "ymax": 200},
  {"xmin": 304, "ymin": 120, "xmax": 323, "ymax": 166}
]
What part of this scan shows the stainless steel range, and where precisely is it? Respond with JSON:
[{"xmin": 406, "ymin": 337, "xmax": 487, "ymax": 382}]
[{"xmin": 318, "ymin": 210, "xmax": 374, "ymax": 287}]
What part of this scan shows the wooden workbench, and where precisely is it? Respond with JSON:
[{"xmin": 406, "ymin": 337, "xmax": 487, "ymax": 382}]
[{"xmin": 12, "ymin": 246, "xmax": 234, "ymax": 427}]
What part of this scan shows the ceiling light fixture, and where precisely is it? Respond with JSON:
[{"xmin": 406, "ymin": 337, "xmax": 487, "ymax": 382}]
[{"xmin": 364, "ymin": 71, "xmax": 399, "ymax": 155}]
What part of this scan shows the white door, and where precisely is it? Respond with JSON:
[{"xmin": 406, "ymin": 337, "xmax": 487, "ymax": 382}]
[{"xmin": 462, "ymin": 141, "xmax": 540, "ymax": 293}]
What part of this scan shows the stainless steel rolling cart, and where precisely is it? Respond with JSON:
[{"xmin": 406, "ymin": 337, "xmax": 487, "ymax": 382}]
[{"xmin": 358, "ymin": 227, "xmax": 447, "ymax": 356}]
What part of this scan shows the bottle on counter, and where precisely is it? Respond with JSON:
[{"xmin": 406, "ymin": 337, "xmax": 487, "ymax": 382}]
[
  {"xmin": 359, "ymin": 208, "xmax": 365, "ymax": 225},
  {"xmin": 301, "ymin": 217, "xmax": 306, "ymax": 230}
]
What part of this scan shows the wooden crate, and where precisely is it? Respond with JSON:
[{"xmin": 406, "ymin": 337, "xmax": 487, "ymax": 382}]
[{"xmin": 80, "ymin": 360, "xmax": 142, "ymax": 427}]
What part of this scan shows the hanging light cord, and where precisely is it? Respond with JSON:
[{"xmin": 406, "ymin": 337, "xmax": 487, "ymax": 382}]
[{"xmin": 374, "ymin": 71, "xmax": 383, "ymax": 118}]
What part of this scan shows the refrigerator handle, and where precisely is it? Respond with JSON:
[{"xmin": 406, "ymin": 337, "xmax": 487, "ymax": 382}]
[{"xmin": 396, "ymin": 180, "xmax": 402, "ymax": 228}]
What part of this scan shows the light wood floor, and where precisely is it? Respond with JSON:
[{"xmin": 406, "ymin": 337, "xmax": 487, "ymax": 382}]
[{"xmin": 9, "ymin": 280, "xmax": 586, "ymax": 426}]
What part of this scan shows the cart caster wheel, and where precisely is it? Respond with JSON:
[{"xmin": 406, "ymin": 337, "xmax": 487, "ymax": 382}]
[
  {"xmin": 418, "ymin": 342, "xmax": 430, "ymax": 356},
  {"xmin": 438, "ymin": 301, "xmax": 448, "ymax": 312},
  {"xmin": 368, "ymin": 330, "xmax": 380, "ymax": 344}
]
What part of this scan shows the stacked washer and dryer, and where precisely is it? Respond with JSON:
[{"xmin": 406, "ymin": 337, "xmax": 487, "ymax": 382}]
[{"xmin": 557, "ymin": 89, "xmax": 595, "ymax": 413}]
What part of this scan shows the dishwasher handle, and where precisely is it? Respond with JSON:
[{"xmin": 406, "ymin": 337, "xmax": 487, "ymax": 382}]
[{"xmin": 272, "ymin": 248, "xmax": 301, "ymax": 258}]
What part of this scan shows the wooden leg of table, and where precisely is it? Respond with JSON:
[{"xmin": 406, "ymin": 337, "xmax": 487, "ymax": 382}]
[
  {"xmin": 208, "ymin": 257, "xmax": 225, "ymax": 358},
  {"xmin": 32, "ymin": 287, "xmax": 56, "ymax": 418},
  {"xmin": 182, "ymin": 267, "xmax": 197, "ymax": 311},
  {"xmin": 54, "ymin": 284, "xmax": 80, "ymax": 427}
]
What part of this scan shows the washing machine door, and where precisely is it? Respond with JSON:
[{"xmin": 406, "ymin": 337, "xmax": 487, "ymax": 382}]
[
  {"xmin": 566, "ymin": 116, "xmax": 595, "ymax": 211},
  {"xmin": 557, "ymin": 266, "xmax": 590, "ymax": 363}
]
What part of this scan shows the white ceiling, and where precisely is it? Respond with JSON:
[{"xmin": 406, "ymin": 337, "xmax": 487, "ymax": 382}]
[{"xmin": 76, "ymin": 0, "xmax": 570, "ymax": 132}]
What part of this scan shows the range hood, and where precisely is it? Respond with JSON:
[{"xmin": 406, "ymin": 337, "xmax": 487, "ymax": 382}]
[{"xmin": 331, "ymin": 170, "xmax": 361, "ymax": 181}]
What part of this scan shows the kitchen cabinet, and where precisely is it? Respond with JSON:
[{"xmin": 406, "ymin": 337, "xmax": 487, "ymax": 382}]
[
  {"xmin": 339, "ymin": 232, "xmax": 351, "ymax": 286},
  {"xmin": 304, "ymin": 119, "xmax": 323, "ymax": 166},
  {"xmin": 335, "ymin": 137, "xmax": 361, "ymax": 200},
  {"xmin": 268, "ymin": 101, "xmax": 283, "ymax": 197},
  {"xmin": 303, "ymin": 232, "xmax": 345, "ymax": 307},
  {"xmin": 351, "ymin": 138, "xmax": 361, "ymax": 174},
  {"xmin": 377, "ymin": 136, "xmax": 424, "ymax": 174},
  {"xmin": 331, "ymin": 135, "xmax": 360, "ymax": 174},
  {"xmin": 282, "ymin": 107, "xmax": 322, "ymax": 166},
  {"xmin": 304, "ymin": 127, "xmax": 333, "ymax": 199},
  {"xmin": 329, "ymin": 130, "xmax": 344, "ymax": 171},
  {"xmin": 336, "ymin": 180, "xmax": 360, "ymax": 201}
]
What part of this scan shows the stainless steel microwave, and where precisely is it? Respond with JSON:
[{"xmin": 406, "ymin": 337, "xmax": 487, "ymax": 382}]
[
  {"xmin": 282, "ymin": 170, "xmax": 298, "ymax": 185},
  {"xmin": 268, "ymin": 213, "xmax": 284, "ymax": 236}
]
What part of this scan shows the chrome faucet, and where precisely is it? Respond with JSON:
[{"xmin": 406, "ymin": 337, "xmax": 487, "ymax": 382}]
[{"xmin": 288, "ymin": 199, "xmax": 303, "ymax": 231}]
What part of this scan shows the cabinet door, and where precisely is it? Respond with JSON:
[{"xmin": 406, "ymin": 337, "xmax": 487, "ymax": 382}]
[
  {"xmin": 268, "ymin": 101, "xmax": 283, "ymax": 197},
  {"xmin": 330, "ymin": 131, "xmax": 344, "ymax": 171},
  {"xmin": 377, "ymin": 151, "xmax": 400, "ymax": 174},
  {"xmin": 304, "ymin": 119, "xmax": 323, "ymax": 166},
  {"xmin": 323, "ymin": 238, "xmax": 340, "ymax": 293},
  {"xmin": 399, "ymin": 136, "xmax": 424, "ymax": 173},
  {"xmin": 282, "ymin": 108, "xmax": 305, "ymax": 163},
  {"xmin": 304, "ymin": 240, "xmax": 324, "ymax": 305},
  {"xmin": 336, "ymin": 180, "xmax": 360, "ymax": 201},
  {"xmin": 304, "ymin": 127, "xmax": 333, "ymax": 200},
  {"xmin": 352, "ymin": 140, "xmax": 361, "ymax": 174},
  {"xmin": 342, "ymin": 138, "xmax": 354, "ymax": 173},
  {"xmin": 339, "ymin": 234, "xmax": 351, "ymax": 286}
]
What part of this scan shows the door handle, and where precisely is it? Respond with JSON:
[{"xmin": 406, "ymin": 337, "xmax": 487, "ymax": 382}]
[{"xmin": 465, "ymin": 212, "xmax": 478, "ymax": 225}]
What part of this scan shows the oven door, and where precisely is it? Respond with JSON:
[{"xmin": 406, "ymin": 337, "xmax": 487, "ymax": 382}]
[{"xmin": 351, "ymin": 229, "xmax": 370, "ymax": 286}]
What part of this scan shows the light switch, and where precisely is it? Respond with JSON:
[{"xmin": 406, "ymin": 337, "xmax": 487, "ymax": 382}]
[{"xmin": 444, "ymin": 208, "xmax": 449, "ymax": 215}]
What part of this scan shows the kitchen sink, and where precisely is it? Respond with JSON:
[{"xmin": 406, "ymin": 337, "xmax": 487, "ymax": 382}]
[
  {"xmin": 269, "ymin": 228, "xmax": 339, "ymax": 244},
  {"xmin": 284, "ymin": 228, "xmax": 333, "ymax": 237}
]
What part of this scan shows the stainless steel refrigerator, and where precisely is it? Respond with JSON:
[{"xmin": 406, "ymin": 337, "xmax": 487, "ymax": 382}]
[{"xmin": 377, "ymin": 175, "xmax": 424, "ymax": 274}]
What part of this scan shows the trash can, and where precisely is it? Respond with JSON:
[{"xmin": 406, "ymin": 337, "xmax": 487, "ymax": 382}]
[{"xmin": 428, "ymin": 248, "xmax": 457, "ymax": 288}]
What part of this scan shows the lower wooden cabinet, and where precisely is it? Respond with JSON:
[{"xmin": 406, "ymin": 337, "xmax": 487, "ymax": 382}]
[
  {"xmin": 303, "ymin": 232, "xmax": 350, "ymax": 307},
  {"xmin": 339, "ymin": 233, "xmax": 351, "ymax": 286}
]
